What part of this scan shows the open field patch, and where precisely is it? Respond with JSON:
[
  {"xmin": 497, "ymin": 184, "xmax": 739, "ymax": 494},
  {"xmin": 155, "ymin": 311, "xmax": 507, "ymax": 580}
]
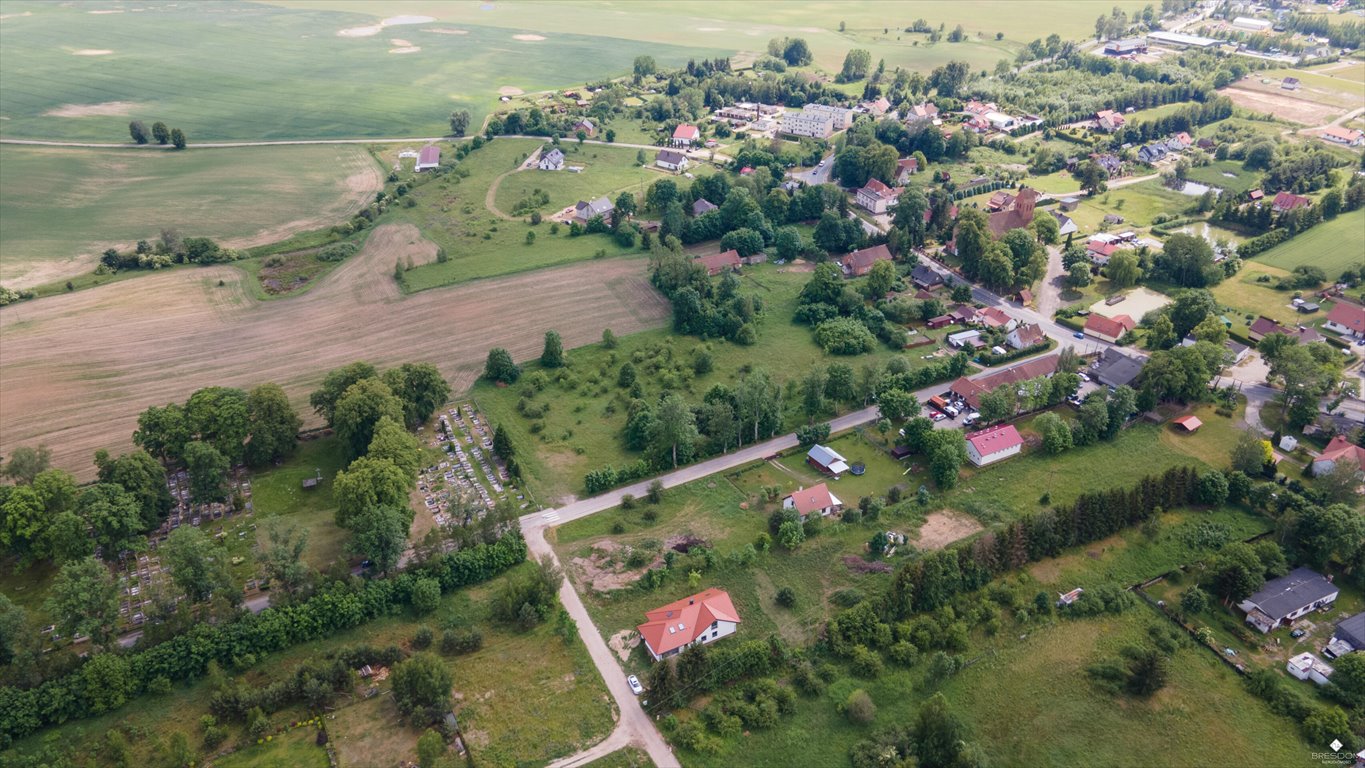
[
  {"xmin": 1253, "ymin": 208, "xmax": 1365, "ymax": 276},
  {"xmin": 70, "ymin": 48, "xmax": 113, "ymax": 55},
  {"xmin": 1221, "ymin": 84, "xmax": 1344, "ymax": 126},
  {"xmin": 914, "ymin": 510, "xmax": 983, "ymax": 549},
  {"xmin": 0, "ymin": 223, "xmax": 670, "ymax": 480},
  {"xmin": 43, "ymin": 100, "xmax": 139, "ymax": 117},
  {"xmin": 1088, "ymin": 286, "xmax": 1171, "ymax": 321}
]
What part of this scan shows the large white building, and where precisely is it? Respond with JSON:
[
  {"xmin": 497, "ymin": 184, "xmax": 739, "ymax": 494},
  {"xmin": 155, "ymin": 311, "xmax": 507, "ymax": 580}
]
[
  {"xmin": 779, "ymin": 103, "xmax": 856, "ymax": 138},
  {"xmin": 637, "ymin": 588, "xmax": 741, "ymax": 661},
  {"xmin": 965, "ymin": 425, "xmax": 1023, "ymax": 466}
]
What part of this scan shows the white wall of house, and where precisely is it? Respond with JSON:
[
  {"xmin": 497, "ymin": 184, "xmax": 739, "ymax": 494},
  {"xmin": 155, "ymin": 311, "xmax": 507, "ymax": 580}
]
[
  {"xmin": 646, "ymin": 620, "xmax": 738, "ymax": 661},
  {"xmin": 966, "ymin": 442, "xmax": 1021, "ymax": 467},
  {"xmin": 1326, "ymin": 319, "xmax": 1364, "ymax": 338}
]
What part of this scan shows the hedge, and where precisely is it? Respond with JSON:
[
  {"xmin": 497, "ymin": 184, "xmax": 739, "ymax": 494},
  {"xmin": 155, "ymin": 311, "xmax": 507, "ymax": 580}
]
[{"xmin": 974, "ymin": 339, "xmax": 1055, "ymax": 368}]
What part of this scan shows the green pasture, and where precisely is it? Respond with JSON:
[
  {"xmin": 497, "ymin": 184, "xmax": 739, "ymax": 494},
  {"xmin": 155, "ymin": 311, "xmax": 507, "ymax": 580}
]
[
  {"xmin": 1211, "ymin": 261, "xmax": 1310, "ymax": 329},
  {"xmin": 249, "ymin": 436, "xmax": 353, "ymax": 573},
  {"xmin": 0, "ymin": 1, "xmax": 721, "ymax": 142},
  {"xmin": 1066, "ymin": 180, "xmax": 1192, "ymax": 233},
  {"xmin": 1184, "ymin": 160, "xmax": 1261, "ymax": 195},
  {"xmin": 1254, "ymin": 208, "xmax": 1365, "ymax": 276},
  {"xmin": 0, "ymin": 143, "xmax": 379, "ymax": 285},
  {"xmin": 492, "ymin": 143, "xmax": 699, "ymax": 216}
]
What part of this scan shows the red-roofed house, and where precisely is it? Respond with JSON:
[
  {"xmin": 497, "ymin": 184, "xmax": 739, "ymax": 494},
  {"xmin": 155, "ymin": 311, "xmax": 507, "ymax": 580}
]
[
  {"xmin": 1321, "ymin": 126, "xmax": 1365, "ymax": 147},
  {"xmin": 1006, "ymin": 322, "xmax": 1046, "ymax": 350},
  {"xmin": 1272, "ymin": 191, "xmax": 1312, "ymax": 214},
  {"xmin": 1087, "ymin": 239, "xmax": 1121, "ymax": 266},
  {"xmin": 965, "ymin": 424, "xmax": 1024, "ymax": 466},
  {"xmin": 1248, "ymin": 315, "xmax": 1286, "ymax": 342},
  {"xmin": 671, "ymin": 124, "xmax": 701, "ymax": 146},
  {"xmin": 1095, "ymin": 109, "xmax": 1126, "ymax": 132},
  {"xmin": 1325, "ymin": 301, "xmax": 1365, "ymax": 340},
  {"xmin": 838, "ymin": 244, "xmax": 893, "ymax": 277},
  {"xmin": 782, "ymin": 482, "xmax": 844, "ymax": 522},
  {"xmin": 856, "ymin": 178, "xmax": 901, "ymax": 214},
  {"xmin": 987, "ymin": 190, "xmax": 1015, "ymax": 212},
  {"xmin": 1248, "ymin": 189, "xmax": 1264, "ymax": 202},
  {"xmin": 637, "ymin": 588, "xmax": 741, "ymax": 661},
  {"xmin": 895, "ymin": 157, "xmax": 919, "ymax": 184},
  {"xmin": 948, "ymin": 354, "xmax": 1060, "ymax": 410},
  {"xmin": 978, "ymin": 306, "xmax": 1017, "ymax": 330},
  {"xmin": 1084, "ymin": 313, "xmax": 1135, "ymax": 343},
  {"xmin": 696, "ymin": 249, "xmax": 741, "ymax": 276},
  {"xmin": 1313, "ymin": 435, "xmax": 1365, "ymax": 477},
  {"xmin": 415, "ymin": 145, "xmax": 441, "ymax": 172}
]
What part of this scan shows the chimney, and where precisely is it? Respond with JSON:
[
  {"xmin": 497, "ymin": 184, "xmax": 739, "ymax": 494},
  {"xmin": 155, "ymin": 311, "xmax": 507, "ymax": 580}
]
[{"xmin": 688, "ymin": 599, "xmax": 695, "ymax": 605}]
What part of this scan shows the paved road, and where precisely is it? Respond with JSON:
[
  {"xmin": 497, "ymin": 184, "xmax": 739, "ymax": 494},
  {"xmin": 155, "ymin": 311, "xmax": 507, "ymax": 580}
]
[{"xmin": 789, "ymin": 151, "xmax": 835, "ymax": 186}]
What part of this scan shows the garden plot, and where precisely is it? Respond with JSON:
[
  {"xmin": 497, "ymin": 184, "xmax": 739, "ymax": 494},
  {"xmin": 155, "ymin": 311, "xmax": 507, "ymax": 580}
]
[{"xmin": 418, "ymin": 402, "xmax": 529, "ymax": 526}]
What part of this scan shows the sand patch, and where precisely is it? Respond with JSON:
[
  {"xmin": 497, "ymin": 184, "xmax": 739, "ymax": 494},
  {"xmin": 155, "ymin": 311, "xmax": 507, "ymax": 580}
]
[
  {"xmin": 389, "ymin": 46, "xmax": 420, "ymax": 54},
  {"xmin": 87, "ymin": 9, "xmax": 123, "ymax": 14},
  {"xmin": 425, "ymin": 27, "xmax": 468, "ymax": 35},
  {"xmin": 513, "ymin": 33, "xmax": 546, "ymax": 41},
  {"xmin": 72, "ymin": 49, "xmax": 113, "ymax": 56},
  {"xmin": 498, "ymin": 86, "xmax": 524, "ymax": 96},
  {"xmin": 571, "ymin": 540, "xmax": 662, "ymax": 593},
  {"xmin": 608, "ymin": 630, "xmax": 639, "ymax": 662},
  {"xmin": 44, "ymin": 101, "xmax": 140, "ymax": 118},
  {"xmin": 338, "ymin": 14, "xmax": 433, "ymax": 37},
  {"xmin": 1088, "ymin": 286, "xmax": 1171, "ymax": 322},
  {"xmin": 914, "ymin": 511, "xmax": 983, "ymax": 549}
]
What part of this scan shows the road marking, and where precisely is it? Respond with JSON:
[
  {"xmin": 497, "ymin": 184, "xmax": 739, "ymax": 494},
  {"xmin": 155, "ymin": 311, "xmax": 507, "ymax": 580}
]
[{"xmin": 542, "ymin": 510, "xmax": 560, "ymax": 523}]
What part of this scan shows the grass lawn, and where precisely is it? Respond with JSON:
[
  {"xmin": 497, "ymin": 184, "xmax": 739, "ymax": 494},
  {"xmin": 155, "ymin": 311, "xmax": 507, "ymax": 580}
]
[
  {"xmin": 0, "ymin": 143, "xmax": 380, "ymax": 286},
  {"xmin": 472, "ymin": 263, "xmax": 953, "ymax": 501},
  {"xmin": 1067, "ymin": 180, "xmax": 1193, "ymax": 233},
  {"xmin": 1184, "ymin": 160, "xmax": 1261, "ymax": 195},
  {"xmin": 1123, "ymin": 100, "xmax": 1203, "ymax": 124},
  {"xmin": 493, "ymin": 143, "xmax": 703, "ymax": 216},
  {"xmin": 1212, "ymin": 261, "xmax": 1309, "ymax": 328},
  {"xmin": 250, "ymin": 436, "xmax": 353, "ymax": 572},
  {"xmin": 584, "ymin": 747, "xmax": 655, "ymax": 768},
  {"xmin": 214, "ymin": 725, "xmax": 330, "ymax": 768},
  {"xmin": 1254, "ymin": 208, "xmax": 1365, "ymax": 276}
]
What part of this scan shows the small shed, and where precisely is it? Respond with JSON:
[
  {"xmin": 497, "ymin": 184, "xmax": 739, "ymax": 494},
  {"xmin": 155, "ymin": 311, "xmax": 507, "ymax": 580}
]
[
  {"xmin": 1278, "ymin": 435, "xmax": 1299, "ymax": 452},
  {"xmin": 1057, "ymin": 588, "xmax": 1084, "ymax": 607},
  {"xmin": 1172, "ymin": 415, "xmax": 1202, "ymax": 432}
]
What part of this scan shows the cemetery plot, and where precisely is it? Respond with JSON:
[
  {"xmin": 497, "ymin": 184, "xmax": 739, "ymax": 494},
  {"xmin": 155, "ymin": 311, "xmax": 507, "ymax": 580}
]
[{"xmin": 419, "ymin": 402, "xmax": 531, "ymax": 527}]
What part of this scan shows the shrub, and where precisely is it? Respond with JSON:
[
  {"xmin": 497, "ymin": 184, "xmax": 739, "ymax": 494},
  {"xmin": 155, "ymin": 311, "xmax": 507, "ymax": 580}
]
[
  {"xmin": 412, "ymin": 625, "xmax": 434, "ymax": 650},
  {"xmin": 888, "ymin": 641, "xmax": 919, "ymax": 667},
  {"xmin": 776, "ymin": 587, "xmax": 797, "ymax": 608},
  {"xmin": 815, "ymin": 317, "xmax": 876, "ymax": 355},
  {"xmin": 850, "ymin": 645, "xmax": 884, "ymax": 678},
  {"xmin": 844, "ymin": 689, "xmax": 877, "ymax": 724},
  {"xmin": 316, "ymin": 242, "xmax": 358, "ymax": 262},
  {"xmin": 440, "ymin": 628, "xmax": 483, "ymax": 656}
]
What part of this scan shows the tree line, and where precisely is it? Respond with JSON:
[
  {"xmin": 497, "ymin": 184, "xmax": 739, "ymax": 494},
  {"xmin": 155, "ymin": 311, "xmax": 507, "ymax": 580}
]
[{"xmin": 129, "ymin": 120, "xmax": 186, "ymax": 150}]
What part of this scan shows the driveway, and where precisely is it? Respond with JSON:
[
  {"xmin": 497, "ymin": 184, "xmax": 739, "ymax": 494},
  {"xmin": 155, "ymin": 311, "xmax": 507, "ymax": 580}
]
[{"xmin": 1033, "ymin": 244, "xmax": 1067, "ymax": 321}]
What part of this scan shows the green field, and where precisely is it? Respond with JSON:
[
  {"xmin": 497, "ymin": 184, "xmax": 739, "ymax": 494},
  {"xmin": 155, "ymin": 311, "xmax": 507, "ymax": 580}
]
[
  {"xmin": 249, "ymin": 436, "xmax": 353, "ymax": 573},
  {"xmin": 1066, "ymin": 180, "xmax": 1192, "ymax": 234},
  {"xmin": 0, "ymin": 143, "xmax": 380, "ymax": 286},
  {"xmin": 1255, "ymin": 208, "xmax": 1365, "ymax": 276},
  {"xmin": 1184, "ymin": 160, "xmax": 1261, "ymax": 195},
  {"xmin": 1211, "ymin": 261, "xmax": 1308, "ymax": 329},
  {"xmin": 493, "ymin": 144, "xmax": 701, "ymax": 217},
  {"xmin": 0, "ymin": 1, "xmax": 722, "ymax": 143}
]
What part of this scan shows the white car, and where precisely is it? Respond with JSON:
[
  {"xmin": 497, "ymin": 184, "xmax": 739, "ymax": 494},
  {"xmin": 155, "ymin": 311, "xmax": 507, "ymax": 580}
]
[
  {"xmin": 1078, "ymin": 373, "xmax": 1091, "ymax": 382},
  {"xmin": 627, "ymin": 675, "xmax": 644, "ymax": 695}
]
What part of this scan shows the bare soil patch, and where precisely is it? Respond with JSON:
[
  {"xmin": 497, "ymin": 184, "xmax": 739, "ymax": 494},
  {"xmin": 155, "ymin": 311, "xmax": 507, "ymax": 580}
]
[
  {"xmin": 913, "ymin": 510, "xmax": 983, "ymax": 549},
  {"xmin": 0, "ymin": 226, "xmax": 669, "ymax": 480},
  {"xmin": 44, "ymin": 101, "xmax": 140, "ymax": 118},
  {"xmin": 498, "ymin": 86, "xmax": 524, "ymax": 96},
  {"xmin": 608, "ymin": 630, "xmax": 638, "ymax": 662},
  {"xmin": 513, "ymin": 34, "xmax": 546, "ymax": 41},
  {"xmin": 1222, "ymin": 85, "xmax": 1341, "ymax": 126},
  {"xmin": 71, "ymin": 49, "xmax": 113, "ymax": 56},
  {"xmin": 570, "ymin": 540, "xmax": 661, "ymax": 593},
  {"xmin": 842, "ymin": 556, "xmax": 893, "ymax": 574}
]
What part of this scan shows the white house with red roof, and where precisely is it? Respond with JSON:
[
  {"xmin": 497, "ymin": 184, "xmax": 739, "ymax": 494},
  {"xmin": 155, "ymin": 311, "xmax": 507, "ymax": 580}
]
[
  {"xmin": 782, "ymin": 482, "xmax": 844, "ymax": 522},
  {"xmin": 671, "ymin": 124, "xmax": 701, "ymax": 146},
  {"xmin": 1006, "ymin": 322, "xmax": 1046, "ymax": 350},
  {"xmin": 855, "ymin": 178, "xmax": 901, "ymax": 214},
  {"xmin": 1325, "ymin": 301, "xmax": 1365, "ymax": 340},
  {"xmin": 1272, "ymin": 190, "xmax": 1312, "ymax": 214},
  {"xmin": 895, "ymin": 157, "xmax": 919, "ymax": 184},
  {"xmin": 965, "ymin": 424, "xmax": 1024, "ymax": 466},
  {"xmin": 637, "ymin": 588, "xmax": 741, "ymax": 661},
  {"xmin": 1320, "ymin": 126, "xmax": 1365, "ymax": 147},
  {"xmin": 1087, "ymin": 238, "xmax": 1121, "ymax": 266},
  {"xmin": 415, "ymin": 145, "xmax": 441, "ymax": 172},
  {"xmin": 1095, "ymin": 109, "xmax": 1126, "ymax": 132},
  {"xmin": 1313, "ymin": 435, "xmax": 1365, "ymax": 477}
]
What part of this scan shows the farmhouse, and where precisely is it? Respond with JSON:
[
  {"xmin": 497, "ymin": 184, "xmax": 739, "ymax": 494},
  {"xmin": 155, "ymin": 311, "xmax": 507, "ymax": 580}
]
[
  {"xmin": 695, "ymin": 249, "xmax": 741, "ymax": 276},
  {"xmin": 1137, "ymin": 143, "xmax": 1168, "ymax": 164},
  {"xmin": 1325, "ymin": 301, "xmax": 1365, "ymax": 339},
  {"xmin": 415, "ymin": 145, "xmax": 441, "ymax": 172},
  {"xmin": 573, "ymin": 118, "xmax": 596, "ymax": 136},
  {"xmin": 856, "ymin": 178, "xmax": 901, "ymax": 214},
  {"xmin": 782, "ymin": 482, "xmax": 844, "ymax": 522},
  {"xmin": 905, "ymin": 102, "xmax": 940, "ymax": 124},
  {"xmin": 1083, "ymin": 313, "xmax": 1135, "ymax": 343},
  {"xmin": 1286, "ymin": 652, "xmax": 1334, "ymax": 686},
  {"xmin": 538, "ymin": 148, "xmax": 565, "ymax": 171},
  {"xmin": 1093, "ymin": 348, "xmax": 1147, "ymax": 388},
  {"xmin": 1311, "ymin": 435, "xmax": 1365, "ymax": 477},
  {"xmin": 986, "ymin": 187, "xmax": 1039, "ymax": 239},
  {"xmin": 1086, "ymin": 239, "xmax": 1122, "ymax": 266},
  {"xmin": 1090, "ymin": 153, "xmax": 1122, "ymax": 176},
  {"xmin": 949, "ymin": 354, "xmax": 1059, "ymax": 410},
  {"xmin": 637, "ymin": 588, "xmax": 740, "ymax": 662},
  {"xmin": 691, "ymin": 198, "xmax": 717, "ymax": 216},
  {"xmin": 1238, "ymin": 567, "xmax": 1339, "ymax": 634},
  {"xmin": 1321, "ymin": 126, "xmax": 1365, "ymax": 147},
  {"xmin": 1272, "ymin": 190, "xmax": 1311, "ymax": 214},
  {"xmin": 573, "ymin": 196, "xmax": 614, "ymax": 224},
  {"xmin": 1006, "ymin": 322, "xmax": 1045, "ymax": 350},
  {"xmin": 1095, "ymin": 109, "xmax": 1126, "ymax": 132},
  {"xmin": 965, "ymin": 424, "xmax": 1024, "ymax": 466},
  {"xmin": 838, "ymin": 244, "xmax": 892, "ymax": 277},
  {"xmin": 671, "ymin": 124, "xmax": 701, "ymax": 146},
  {"xmin": 910, "ymin": 264, "xmax": 943, "ymax": 289},
  {"xmin": 806, "ymin": 444, "xmax": 850, "ymax": 477},
  {"xmin": 655, "ymin": 149, "xmax": 689, "ymax": 172}
]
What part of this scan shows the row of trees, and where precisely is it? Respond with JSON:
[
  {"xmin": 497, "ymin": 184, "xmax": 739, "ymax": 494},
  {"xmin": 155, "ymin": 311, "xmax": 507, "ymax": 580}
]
[{"xmin": 128, "ymin": 120, "xmax": 186, "ymax": 149}]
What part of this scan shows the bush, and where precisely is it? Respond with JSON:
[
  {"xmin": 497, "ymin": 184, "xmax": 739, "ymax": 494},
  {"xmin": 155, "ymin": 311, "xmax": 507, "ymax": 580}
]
[
  {"xmin": 850, "ymin": 645, "xmax": 884, "ymax": 678},
  {"xmin": 316, "ymin": 242, "xmax": 358, "ymax": 262},
  {"xmin": 412, "ymin": 625, "xmax": 434, "ymax": 650},
  {"xmin": 776, "ymin": 587, "xmax": 797, "ymax": 608},
  {"xmin": 843, "ymin": 689, "xmax": 877, "ymax": 724},
  {"xmin": 815, "ymin": 317, "xmax": 876, "ymax": 355},
  {"xmin": 411, "ymin": 577, "xmax": 441, "ymax": 615},
  {"xmin": 440, "ymin": 627, "xmax": 483, "ymax": 656},
  {"xmin": 888, "ymin": 641, "xmax": 919, "ymax": 667}
]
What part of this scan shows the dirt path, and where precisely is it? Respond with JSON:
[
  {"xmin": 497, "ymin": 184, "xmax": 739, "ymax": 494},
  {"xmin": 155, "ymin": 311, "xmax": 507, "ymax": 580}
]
[
  {"xmin": 1033, "ymin": 244, "xmax": 1067, "ymax": 321},
  {"xmin": 485, "ymin": 146, "xmax": 545, "ymax": 220},
  {"xmin": 0, "ymin": 224, "xmax": 669, "ymax": 480}
]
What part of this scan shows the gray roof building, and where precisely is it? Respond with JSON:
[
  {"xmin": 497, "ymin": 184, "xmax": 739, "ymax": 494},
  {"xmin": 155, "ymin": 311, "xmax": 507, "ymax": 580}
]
[
  {"xmin": 1239, "ymin": 567, "xmax": 1339, "ymax": 632},
  {"xmin": 1093, "ymin": 348, "xmax": 1146, "ymax": 388},
  {"xmin": 1333, "ymin": 612, "xmax": 1365, "ymax": 650},
  {"xmin": 910, "ymin": 264, "xmax": 943, "ymax": 288}
]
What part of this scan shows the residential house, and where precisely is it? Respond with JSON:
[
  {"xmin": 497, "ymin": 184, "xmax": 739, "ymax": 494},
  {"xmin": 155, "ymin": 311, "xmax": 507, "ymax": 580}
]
[
  {"xmin": 782, "ymin": 482, "xmax": 844, "ymax": 522},
  {"xmin": 1006, "ymin": 322, "xmax": 1046, "ymax": 350},
  {"xmin": 948, "ymin": 354, "xmax": 1060, "ymax": 410},
  {"xmin": 856, "ymin": 178, "xmax": 901, "ymax": 214},
  {"xmin": 963, "ymin": 100, "xmax": 997, "ymax": 116},
  {"xmin": 910, "ymin": 264, "xmax": 944, "ymax": 290},
  {"xmin": 987, "ymin": 190, "xmax": 1015, "ymax": 212},
  {"xmin": 806, "ymin": 444, "xmax": 850, "ymax": 476},
  {"xmin": 978, "ymin": 307, "xmax": 1017, "ymax": 331},
  {"xmin": 696, "ymin": 249, "xmax": 741, "ymax": 276},
  {"xmin": 1312, "ymin": 435, "xmax": 1365, "ymax": 477},
  {"xmin": 573, "ymin": 196, "xmax": 614, "ymax": 225},
  {"xmin": 986, "ymin": 187, "xmax": 1039, "ymax": 239},
  {"xmin": 1087, "ymin": 239, "xmax": 1121, "ymax": 266},
  {"xmin": 415, "ymin": 145, "xmax": 441, "ymax": 172},
  {"xmin": 1095, "ymin": 109, "xmax": 1126, "ymax": 132},
  {"xmin": 1224, "ymin": 339, "xmax": 1251, "ymax": 363},
  {"xmin": 1238, "ymin": 567, "xmax": 1339, "ymax": 633},
  {"xmin": 838, "ymin": 244, "xmax": 892, "ymax": 277},
  {"xmin": 905, "ymin": 102, "xmax": 940, "ymax": 124},
  {"xmin": 965, "ymin": 425, "xmax": 1024, "ymax": 466},
  {"xmin": 1137, "ymin": 143, "xmax": 1168, "ymax": 164},
  {"xmin": 572, "ymin": 118, "xmax": 596, "ymax": 137},
  {"xmin": 671, "ymin": 124, "xmax": 701, "ymax": 146},
  {"xmin": 656, "ymin": 149, "xmax": 689, "ymax": 172},
  {"xmin": 1050, "ymin": 209, "xmax": 1079, "ymax": 237},
  {"xmin": 1093, "ymin": 348, "xmax": 1147, "ymax": 387},
  {"xmin": 1083, "ymin": 313, "xmax": 1135, "ymax": 343},
  {"xmin": 804, "ymin": 103, "xmax": 856, "ymax": 130},
  {"xmin": 637, "ymin": 588, "xmax": 741, "ymax": 661},
  {"xmin": 1327, "ymin": 612, "xmax": 1365, "ymax": 657},
  {"xmin": 861, "ymin": 97, "xmax": 892, "ymax": 117},
  {"xmin": 538, "ymin": 147, "xmax": 565, "ymax": 171},
  {"xmin": 1248, "ymin": 315, "xmax": 1285, "ymax": 342},
  {"xmin": 1272, "ymin": 190, "xmax": 1312, "ymax": 214},
  {"xmin": 779, "ymin": 109, "xmax": 836, "ymax": 139},
  {"xmin": 1090, "ymin": 153, "xmax": 1122, "ymax": 176},
  {"xmin": 1286, "ymin": 652, "xmax": 1335, "ymax": 685},
  {"xmin": 1325, "ymin": 301, "xmax": 1365, "ymax": 339},
  {"xmin": 948, "ymin": 304, "xmax": 979, "ymax": 325},
  {"xmin": 691, "ymin": 198, "xmax": 718, "ymax": 217},
  {"xmin": 1281, "ymin": 75, "xmax": 1300, "ymax": 90},
  {"xmin": 1321, "ymin": 126, "xmax": 1365, "ymax": 147},
  {"xmin": 895, "ymin": 157, "xmax": 919, "ymax": 184},
  {"xmin": 947, "ymin": 329, "xmax": 983, "ymax": 348}
]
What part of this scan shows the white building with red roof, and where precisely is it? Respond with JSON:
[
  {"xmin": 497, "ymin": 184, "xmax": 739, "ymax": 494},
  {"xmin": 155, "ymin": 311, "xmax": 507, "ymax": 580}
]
[
  {"xmin": 965, "ymin": 424, "xmax": 1024, "ymax": 466},
  {"xmin": 782, "ymin": 482, "xmax": 844, "ymax": 522},
  {"xmin": 855, "ymin": 178, "xmax": 901, "ymax": 214},
  {"xmin": 671, "ymin": 124, "xmax": 701, "ymax": 146},
  {"xmin": 415, "ymin": 145, "xmax": 441, "ymax": 172},
  {"xmin": 1084, "ymin": 313, "xmax": 1135, "ymax": 343},
  {"xmin": 637, "ymin": 588, "xmax": 741, "ymax": 661},
  {"xmin": 1313, "ymin": 435, "xmax": 1365, "ymax": 477},
  {"xmin": 1325, "ymin": 301, "xmax": 1365, "ymax": 340}
]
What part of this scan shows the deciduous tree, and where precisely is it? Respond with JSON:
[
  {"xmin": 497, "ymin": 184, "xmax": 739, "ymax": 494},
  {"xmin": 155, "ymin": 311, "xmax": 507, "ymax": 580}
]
[
  {"xmin": 45, "ymin": 556, "xmax": 120, "ymax": 648},
  {"xmin": 184, "ymin": 441, "xmax": 230, "ymax": 504},
  {"xmin": 164, "ymin": 526, "xmax": 235, "ymax": 603},
  {"xmin": 245, "ymin": 383, "xmax": 301, "ymax": 467},
  {"xmin": 334, "ymin": 378, "xmax": 405, "ymax": 460}
]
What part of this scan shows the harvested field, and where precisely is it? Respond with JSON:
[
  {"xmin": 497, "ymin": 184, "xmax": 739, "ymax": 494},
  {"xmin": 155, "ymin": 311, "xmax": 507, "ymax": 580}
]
[
  {"xmin": 43, "ymin": 100, "xmax": 139, "ymax": 117},
  {"xmin": 913, "ymin": 510, "xmax": 983, "ymax": 549},
  {"xmin": 0, "ymin": 224, "xmax": 669, "ymax": 480},
  {"xmin": 1221, "ymin": 85, "xmax": 1343, "ymax": 126}
]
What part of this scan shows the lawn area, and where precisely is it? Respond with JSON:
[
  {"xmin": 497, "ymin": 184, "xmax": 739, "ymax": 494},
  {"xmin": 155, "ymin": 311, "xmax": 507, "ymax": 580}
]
[
  {"xmin": 214, "ymin": 725, "xmax": 330, "ymax": 768},
  {"xmin": 1262, "ymin": 68, "xmax": 1365, "ymax": 109},
  {"xmin": 1254, "ymin": 208, "xmax": 1365, "ymax": 276},
  {"xmin": 1123, "ymin": 100, "xmax": 1203, "ymax": 124},
  {"xmin": 1184, "ymin": 159, "xmax": 1261, "ymax": 195},
  {"xmin": 493, "ymin": 143, "xmax": 705, "ymax": 216},
  {"xmin": 1067, "ymin": 180, "xmax": 1192, "ymax": 233},
  {"xmin": 585, "ymin": 747, "xmax": 655, "ymax": 768},
  {"xmin": 4, "ymin": 562, "xmax": 613, "ymax": 768},
  {"xmin": 0, "ymin": 143, "xmax": 381, "ymax": 287},
  {"xmin": 249, "ymin": 436, "xmax": 353, "ymax": 573},
  {"xmin": 1212, "ymin": 261, "xmax": 1307, "ymax": 328}
]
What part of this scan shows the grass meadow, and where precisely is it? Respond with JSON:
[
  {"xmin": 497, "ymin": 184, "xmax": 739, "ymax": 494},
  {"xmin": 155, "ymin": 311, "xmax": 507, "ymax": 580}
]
[
  {"xmin": 1183, "ymin": 159, "xmax": 1262, "ymax": 195},
  {"xmin": 0, "ymin": 143, "xmax": 381, "ymax": 286},
  {"xmin": 1211, "ymin": 261, "xmax": 1309, "ymax": 328},
  {"xmin": 1254, "ymin": 208, "xmax": 1365, "ymax": 276},
  {"xmin": 0, "ymin": 1, "xmax": 721, "ymax": 143},
  {"xmin": 493, "ymin": 143, "xmax": 708, "ymax": 217}
]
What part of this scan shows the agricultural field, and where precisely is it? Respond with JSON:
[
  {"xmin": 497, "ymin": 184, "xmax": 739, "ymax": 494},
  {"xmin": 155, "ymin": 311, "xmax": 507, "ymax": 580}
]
[
  {"xmin": 3, "ymin": 563, "xmax": 614, "ymax": 768},
  {"xmin": 0, "ymin": 144, "xmax": 382, "ymax": 287},
  {"xmin": 1253, "ymin": 208, "xmax": 1365, "ymax": 276},
  {"xmin": 471, "ymin": 263, "xmax": 960, "ymax": 502},
  {"xmin": 1221, "ymin": 78, "xmax": 1348, "ymax": 126},
  {"xmin": 1260, "ymin": 66, "xmax": 1365, "ymax": 110},
  {"xmin": 0, "ymin": 1, "xmax": 721, "ymax": 142},
  {"xmin": 0, "ymin": 223, "xmax": 670, "ymax": 481}
]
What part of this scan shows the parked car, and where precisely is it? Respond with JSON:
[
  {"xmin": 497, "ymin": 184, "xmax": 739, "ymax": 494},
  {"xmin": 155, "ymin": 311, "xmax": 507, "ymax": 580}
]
[
  {"xmin": 1078, "ymin": 373, "xmax": 1091, "ymax": 382},
  {"xmin": 1290, "ymin": 629, "xmax": 1306, "ymax": 639},
  {"xmin": 1073, "ymin": 331, "xmax": 1085, "ymax": 339},
  {"xmin": 930, "ymin": 411, "xmax": 947, "ymax": 422},
  {"xmin": 627, "ymin": 675, "xmax": 644, "ymax": 695}
]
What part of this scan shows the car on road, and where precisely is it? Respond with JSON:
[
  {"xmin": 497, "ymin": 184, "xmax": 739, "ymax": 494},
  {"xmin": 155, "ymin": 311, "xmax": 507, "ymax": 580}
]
[
  {"xmin": 1073, "ymin": 331, "xmax": 1085, "ymax": 339},
  {"xmin": 627, "ymin": 675, "xmax": 644, "ymax": 695},
  {"xmin": 817, "ymin": 160, "xmax": 825, "ymax": 167}
]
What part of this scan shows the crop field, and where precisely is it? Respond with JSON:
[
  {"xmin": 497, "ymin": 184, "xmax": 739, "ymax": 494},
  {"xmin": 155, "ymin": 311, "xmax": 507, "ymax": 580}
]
[
  {"xmin": 1221, "ymin": 82, "xmax": 1346, "ymax": 126},
  {"xmin": 1260, "ymin": 66, "xmax": 1365, "ymax": 109},
  {"xmin": 0, "ymin": 223, "xmax": 670, "ymax": 481},
  {"xmin": 0, "ymin": 1, "xmax": 722, "ymax": 142},
  {"xmin": 1254, "ymin": 208, "xmax": 1365, "ymax": 276},
  {"xmin": 0, "ymin": 143, "xmax": 382, "ymax": 287}
]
